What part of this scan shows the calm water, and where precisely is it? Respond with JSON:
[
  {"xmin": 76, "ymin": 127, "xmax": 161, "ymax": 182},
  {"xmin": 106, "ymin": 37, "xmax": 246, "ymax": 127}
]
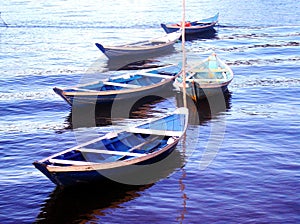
[{"xmin": 1, "ymin": 0, "xmax": 300, "ymax": 223}]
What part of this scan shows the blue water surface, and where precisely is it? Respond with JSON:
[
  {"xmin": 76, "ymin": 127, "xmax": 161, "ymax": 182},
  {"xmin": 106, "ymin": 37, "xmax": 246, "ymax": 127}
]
[{"xmin": 0, "ymin": 0, "xmax": 299, "ymax": 223}]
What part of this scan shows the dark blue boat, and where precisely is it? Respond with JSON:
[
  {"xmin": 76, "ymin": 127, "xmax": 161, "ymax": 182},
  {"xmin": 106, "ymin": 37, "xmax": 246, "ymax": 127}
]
[
  {"xmin": 33, "ymin": 107, "xmax": 188, "ymax": 187},
  {"xmin": 161, "ymin": 13, "xmax": 219, "ymax": 35},
  {"xmin": 53, "ymin": 64, "xmax": 182, "ymax": 106}
]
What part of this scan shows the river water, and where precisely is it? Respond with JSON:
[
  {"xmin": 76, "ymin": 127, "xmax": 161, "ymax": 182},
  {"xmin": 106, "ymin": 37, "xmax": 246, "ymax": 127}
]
[{"xmin": 1, "ymin": 0, "xmax": 299, "ymax": 223}]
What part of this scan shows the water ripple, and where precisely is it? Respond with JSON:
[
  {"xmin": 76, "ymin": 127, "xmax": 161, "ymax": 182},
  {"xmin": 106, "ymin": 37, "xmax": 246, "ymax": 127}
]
[
  {"xmin": 0, "ymin": 120, "xmax": 68, "ymax": 133},
  {"xmin": 1, "ymin": 0, "xmax": 300, "ymax": 223},
  {"xmin": 228, "ymin": 57, "xmax": 300, "ymax": 66},
  {"xmin": 221, "ymin": 42, "xmax": 299, "ymax": 52},
  {"xmin": 0, "ymin": 91, "xmax": 56, "ymax": 101}
]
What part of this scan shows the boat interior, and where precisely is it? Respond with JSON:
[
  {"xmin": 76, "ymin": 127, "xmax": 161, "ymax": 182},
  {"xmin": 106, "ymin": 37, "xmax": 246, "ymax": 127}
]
[
  {"xmin": 45, "ymin": 113, "xmax": 184, "ymax": 166},
  {"xmin": 65, "ymin": 66, "xmax": 180, "ymax": 92}
]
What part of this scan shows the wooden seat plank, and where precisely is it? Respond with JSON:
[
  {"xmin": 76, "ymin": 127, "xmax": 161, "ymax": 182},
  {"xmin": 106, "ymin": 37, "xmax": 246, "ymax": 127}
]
[
  {"xmin": 127, "ymin": 128, "xmax": 182, "ymax": 136},
  {"xmin": 49, "ymin": 159, "xmax": 97, "ymax": 165},
  {"xmin": 79, "ymin": 148, "xmax": 144, "ymax": 157},
  {"xmin": 102, "ymin": 81, "xmax": 141, "ymax": 88}
]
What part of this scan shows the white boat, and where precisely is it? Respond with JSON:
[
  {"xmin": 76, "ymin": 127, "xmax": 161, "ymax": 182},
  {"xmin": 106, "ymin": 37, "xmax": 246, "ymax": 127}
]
[
  {"xmin": 95, "ymin": 31, "xmax": 181, "ymax": 59},
  {"xmin": 174, "ymin": 52, "xmax": 234, "ymax": 102}
]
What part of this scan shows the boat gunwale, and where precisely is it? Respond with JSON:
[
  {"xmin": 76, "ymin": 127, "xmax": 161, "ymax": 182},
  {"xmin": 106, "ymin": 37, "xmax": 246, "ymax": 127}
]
[
  {"xmin": 165, "ymin": 21, "xmax": 217, "ymax": 29},
  {"xmin": 103, "ymin": 37, "xmax": 179, "ymax": 51},
  {"xmin": 190, "ymin": 79, "xmax": 233, "ymax": 89}
]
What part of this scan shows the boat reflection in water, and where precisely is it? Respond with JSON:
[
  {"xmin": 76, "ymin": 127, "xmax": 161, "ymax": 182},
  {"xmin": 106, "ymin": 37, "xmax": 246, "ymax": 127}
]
[
  {"xmin": 35, "ymin": 149, "xmax": 184, "ymax": 223},
  {"xmin": 35, "ymin": 183, "xmax": 151, "ymax": 223},
  {"xmin": 175, "ymin": 90, "xmax": 232, "ymax": 125},
  {"xmin": 183, "ymin": 28, "xmax": 217, "ymax": 41},
  {"xmin": 64, "ymin": 95, "xmax": 173, "ymax": 130},
  {"xmin": 106, "ymin": 49, "xmax": 176, "ymax": 71}
]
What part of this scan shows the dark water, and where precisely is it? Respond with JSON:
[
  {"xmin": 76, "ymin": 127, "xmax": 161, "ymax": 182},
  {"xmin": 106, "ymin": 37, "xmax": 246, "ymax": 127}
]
[{"xmin": 1, "ymin": 0, "xmax": 300, "ymax": 223}]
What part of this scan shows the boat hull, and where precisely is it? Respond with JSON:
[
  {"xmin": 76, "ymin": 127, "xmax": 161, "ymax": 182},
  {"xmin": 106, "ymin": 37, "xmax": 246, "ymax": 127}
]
[
  {"xmin": 177, "ymin": 81, "xmax": 231, "ymax": 102},
  {"xmin": 97, "ymin": 43, "xmax": 176, "ymax": 59},
  {"xmin": 161, "ymin": 13, "xmax": 219, "ymax": 36},
  {"xmin": 188, "ymin": 82, "xmax": 230, "ymax": 101},
  {"xmin": 33, "ymin": 107, "xmax": 188, "ymax": 187},
  {"xmin": 54, "ymin": 80, "xmax": 175, "ymax": 106},
  {"xmin": 33, "ymin": 143, "xmax": 178, "ymax": 187},
  {"xmin": 161, "ymin": 23, "xmax": 216, "ymax": 35},
  {"xmin": 95, "ymin": 32, "xmax": 181, "ymax": 59}
]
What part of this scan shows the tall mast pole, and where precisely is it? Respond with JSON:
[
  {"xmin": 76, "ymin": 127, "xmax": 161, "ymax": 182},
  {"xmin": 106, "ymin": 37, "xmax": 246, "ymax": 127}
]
[{"xmin": 181, "ymin": 0, "xmax": 187, "ymax": 108}]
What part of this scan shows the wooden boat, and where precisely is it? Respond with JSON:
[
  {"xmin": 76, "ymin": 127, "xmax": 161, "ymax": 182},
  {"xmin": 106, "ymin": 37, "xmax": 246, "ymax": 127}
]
[
  {"xmin": 53, "ymin": 64, "xmax": 182, "ymax": 106},
  {"xmin": 161, "ymin": 13, "xmax": 219, "ymax": 35},
  {"xmin": 95, "ymin": 31, "xmax": 181, "ymax": 59},
  {"xmin": 33, "ymin": 107, "xmax": 188, "ymax": 187},
  {"xmin": 173, "ymin": 52, "xmax": 233, "ymax": 102}
]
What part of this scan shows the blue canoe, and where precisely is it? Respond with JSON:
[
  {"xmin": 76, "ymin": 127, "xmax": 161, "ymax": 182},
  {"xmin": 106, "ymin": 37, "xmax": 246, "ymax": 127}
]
[
  {"xmin": 161, "ymin": 13, "xmax": 219, "ymax": 35},
  {"xmin": 53, "ymin": 64, "xmax": 182, "ymax": 106},
  {"xmin": 33, "ymin": 107, "xmax": 188, "ymax": 187},
  {"xmin": 173, "ymin": 52, "xmax": 233, "ymax": 102}
]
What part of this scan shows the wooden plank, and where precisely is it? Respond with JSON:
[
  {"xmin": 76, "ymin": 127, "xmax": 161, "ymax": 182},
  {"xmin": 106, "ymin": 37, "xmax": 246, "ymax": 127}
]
[
  {"xmin": 48, "ymin": 136, "xmax": 162, "ymax": 166},
  {"xmin": 192, "ymin": 68, "xmax": 229, "ymax": 72},
  {"xmin": 79, "ymin": 148, "xmax": 145, "ymax": 157},
  {"xmin": 126, "ymin": 136, "xmax": 160, "ymax": 152},
  {"xmin": 49, "ymin": 159, "xmax": 97, "ymax": 165},
  {"xmin": 70, "ymin": 81, "xmax": 141, "ymax": 92},
  {"xmin": 187, "ymin": 78, "xmax": 227, "ymax": 82},
  {"xmin": 102, "ymin": 81, "xmax": 141, "ymax": 88},
  {"xmin": 80, "ymin": 136, "xmax": 161, "ymax": 159},
  {"xmin": 138, "ymin": 72, "xmax": 175, "ymax": 79},
  {"xmin": 72, "ymin": 88, "xmax": 99, "ymax": 92},
  {"xmin": 74, "ymin": 81, "xmax": 103, "ymax": 89},
  {"xmin": 127, "ymin": 128, "xmax": 182, "ymax": 136}
]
